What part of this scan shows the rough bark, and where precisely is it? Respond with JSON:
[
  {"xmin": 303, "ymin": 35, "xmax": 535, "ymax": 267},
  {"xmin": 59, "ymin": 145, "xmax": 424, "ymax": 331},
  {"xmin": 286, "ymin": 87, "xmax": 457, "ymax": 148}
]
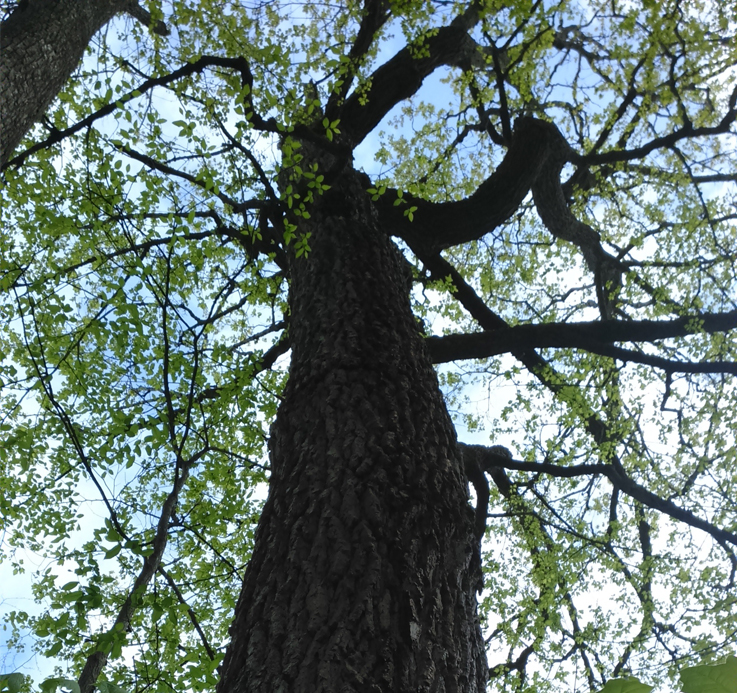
[
  {"xmin": 217, "ymin": 159, "xmax": 488, "ymax": 691},
  {"xmin": 0, "ymin": 0, "xmax": 166, "ymax": 167}
]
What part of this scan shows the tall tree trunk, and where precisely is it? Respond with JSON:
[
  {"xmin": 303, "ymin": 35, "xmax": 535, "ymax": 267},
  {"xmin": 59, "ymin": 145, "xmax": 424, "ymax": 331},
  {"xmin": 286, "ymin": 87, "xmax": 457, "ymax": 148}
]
[
  {"xmin": 217, "ymin": 160, "xmax": 488, "ymax": 691},
  {"xmin": 0, "ymin": 0, "xmax": 164, "ymax": 167}
]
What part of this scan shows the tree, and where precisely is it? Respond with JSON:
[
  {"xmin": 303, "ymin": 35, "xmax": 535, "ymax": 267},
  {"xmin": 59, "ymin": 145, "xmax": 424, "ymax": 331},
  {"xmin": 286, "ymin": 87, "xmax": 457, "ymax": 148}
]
[
  {"xmin": 0, "ymin": 0, "xmax": 168, "ymax": 168},
  {"xmin": 1, "ymin": 0, "xmax": 736, "ymax": 691}
]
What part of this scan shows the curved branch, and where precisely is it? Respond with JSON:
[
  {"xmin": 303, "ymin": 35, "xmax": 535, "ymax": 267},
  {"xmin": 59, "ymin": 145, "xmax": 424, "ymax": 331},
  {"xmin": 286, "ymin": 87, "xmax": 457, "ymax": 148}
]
[
  {"xmin": 373, "ymin": 115, "xmax": 621, "ymax": 317},
  {"xmin": 580, "ymin": 343, "xmax": 737, "ymax": 375},
  {"xmin": 530, "ymin": 134, "xmax": 623, "ymax": 318},
  {"xmin": 462, "ymin": 441, "xmax": 599, "ymax": 688},
  {"xmin": 374, "ymin": 117, "xmax": 557, "ymax": 252},
  {"xmin": 3, "ymin": 55, "xmax": 271, "ymax": 170}
]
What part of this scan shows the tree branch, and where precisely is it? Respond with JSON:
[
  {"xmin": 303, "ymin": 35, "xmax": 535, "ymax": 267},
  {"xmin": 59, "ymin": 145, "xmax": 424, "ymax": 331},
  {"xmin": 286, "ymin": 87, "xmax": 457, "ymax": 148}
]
[
  {"xmin": 3, "ymin": 55, "xmax": 273, "ymax": 170},
  {"xmin": 417, "ymin": 250, "xmax": 613, "ymax": 443},
  {"xmin": 462, "ymin": 441, "xmax": 599, "ymax": 688},
  {"xmin": 156, "ymin": 565, "xmax": 216, "ymax": 660},
  {"xmin": 338, "ymin": 2, "xmax": 483, "ymax": 146},
  {"xmin": 118, "ymin": 144, "xmax": 248, "ymax": 212},
  {"xmin": 122, "ymin": 0, "xmax": 168, "ymax": 36},
  {"xmin": 426, "ymin": 309, "xmax": 737, "ymax": 370},
  {"xmin": 373, "ymin": 117, "xmax": 557, "ymax": 252},
  {"xmin": 578, "ymin": 94, "xmax": 737, "ymax": 167},
  {"xmin": 463, "ymin": 443, "xmax": 737, "ymax": 549},
  {"xmin": 77, "ymin": 449, "xmax": 205, "ymax": 693},
  {"xmin": 324, "ymin": 0, "xmax": 392, "ymax": 116}
]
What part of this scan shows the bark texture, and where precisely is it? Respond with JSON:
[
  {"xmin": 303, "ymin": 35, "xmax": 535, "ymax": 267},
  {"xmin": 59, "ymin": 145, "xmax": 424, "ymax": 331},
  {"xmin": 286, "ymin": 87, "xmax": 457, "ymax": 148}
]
[
  {"xmin": 0, "ymin": 0, "xmax": 165, "ymax": 167},
  {"xmin": 217, "ymin": 160, "xmax": 488, "ymax": 691}
]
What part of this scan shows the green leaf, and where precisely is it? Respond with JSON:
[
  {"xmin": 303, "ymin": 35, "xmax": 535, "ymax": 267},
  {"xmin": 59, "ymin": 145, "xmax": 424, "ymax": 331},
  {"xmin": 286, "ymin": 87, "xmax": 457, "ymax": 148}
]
[
  {"xmin": 97, "ymin": 682, "xmax": 127, "ymax": 693},
  {"xmin": 46, "ymin": 641, "xmax": 63, "ymax": 656},
  {"xmin": 595, "ymin": 678, "xmax": 653, "ymax": 693},
  {"xmin": 39, "ymin": 679, "xmax": 80, "ymax": 693},
  {"xmin": 0, "ymin": 673, "xmax": 24, "ymax": 693},
  {"xmin": 104, "ymin": 543, "xmax": 122, "ymax": 559},
  {"xmin": 681, "ymin": 657, "xmax": 737, "ymax": 693}
]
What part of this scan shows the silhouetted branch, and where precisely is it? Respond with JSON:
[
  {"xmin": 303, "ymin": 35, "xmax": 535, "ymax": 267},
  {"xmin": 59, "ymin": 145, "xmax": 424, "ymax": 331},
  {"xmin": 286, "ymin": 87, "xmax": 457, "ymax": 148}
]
[
  {"xmin": 4, "ymin": 55, "xmax": 275, "ymax": 170},
  {"xmin": 462, "ymin": 443, "xmax": 737, "ymax": 549},
  {"xmin": 374, "ymin": 118, "xmax": 556, "ymax": 252},
  {"xmin": 339, "ymin": 1, "xmax": 484, "ymax": 146},
  {"xmin": 427, "ymin": 309, "xmax": 737, "ymax": 372}
]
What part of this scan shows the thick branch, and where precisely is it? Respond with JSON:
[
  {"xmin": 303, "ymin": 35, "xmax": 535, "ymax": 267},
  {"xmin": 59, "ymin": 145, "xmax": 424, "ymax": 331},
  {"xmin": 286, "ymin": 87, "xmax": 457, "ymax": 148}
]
[
  {"xmin": 426, "ymin": 310, "xmax": 737, "ymax": 369},
  {"xmin": 374, "ymin": 117, "xmax": 557, "ymax": 252},
  {"xmin": 373, "ymin": 116, "xmax": 620, "ymax": 315},
  {"xmin": 418, "ymin": 251, "xmax": 613, "ymax": 443},
  {"xmin": 121, "ymin": 0, "xmax": 168, "ymax": 36},
  {"xmin": 461, "ymin": 442, "xmax": 598, "ymax": 687},
  {"xmin": 530, "ymin": 136, "xmax": 623, "ymax": 319},
  {"xmin": 369, "ymin": 115, "xmax": 624, "ymax": 319},
  {"xmin": 339, "ymin": 2, "xmax": 482, "ymax": 146}
]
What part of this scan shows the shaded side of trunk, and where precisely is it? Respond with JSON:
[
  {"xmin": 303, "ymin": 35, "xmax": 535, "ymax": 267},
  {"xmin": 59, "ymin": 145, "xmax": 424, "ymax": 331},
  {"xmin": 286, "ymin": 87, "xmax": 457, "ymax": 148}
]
[
  {"xmin": 0, "ymin": 0, "xmax": 124, "ymax": 167},
  {"xmin": 217, "ymin": 162, "xmax": 488, "ymax": 692}
]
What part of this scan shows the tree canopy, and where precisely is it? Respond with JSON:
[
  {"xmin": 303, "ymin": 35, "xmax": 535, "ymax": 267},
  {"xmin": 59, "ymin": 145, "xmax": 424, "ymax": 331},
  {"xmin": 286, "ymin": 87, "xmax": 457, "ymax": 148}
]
[{"xmin": 1, "ymin": 0, "xmax": 737, "ymax": 691}]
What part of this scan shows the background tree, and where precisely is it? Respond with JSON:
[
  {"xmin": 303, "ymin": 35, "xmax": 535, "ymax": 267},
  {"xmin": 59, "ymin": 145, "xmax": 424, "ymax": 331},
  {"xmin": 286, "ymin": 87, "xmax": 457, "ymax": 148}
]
[
  {"xmin": 0, "ymin": 0, "xmax": 168, "ymax": 168},
  {"xmin": 1, "ymin": 0, "xmax": 736, "ymax": 692}
]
